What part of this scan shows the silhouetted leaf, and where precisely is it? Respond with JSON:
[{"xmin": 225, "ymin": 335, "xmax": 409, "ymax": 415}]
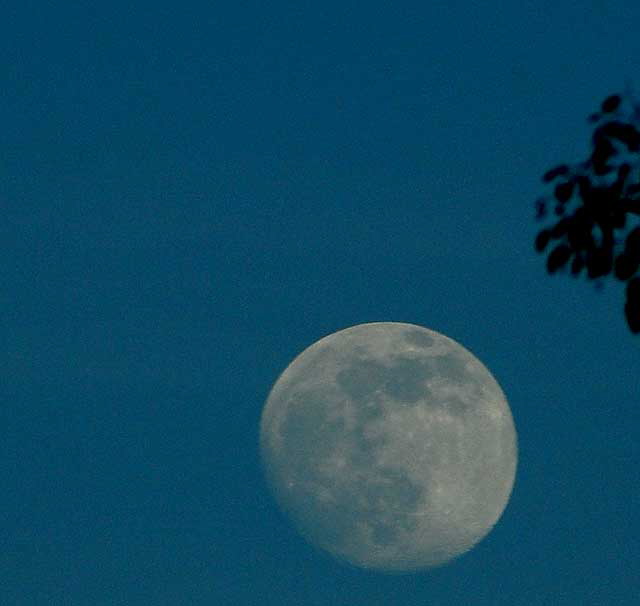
[
  {"xmin": 567, "ymin": 213, "xmax": 594, "ymax": 250},
  {"xmin": 535, "ymin": 197, "xmax": 547, "ymax": 219},
  {"xmin": 625, "ymin": 304, "xmax": 640, "ymax": 333},
  {"xmin": 625, "ymin": 277, "xmax": 640, "ymax": 333},
  {"xmin": 577, "ymin": 175, "xmax": 592, "ymax": 199},
  {"xmin": 546, "ymin": 244, "xmax": 572, "ymax": 273},
  {"xmin": 627, "ymin": 276, "xmax": 640, "ymax": 298},
  {"xmin": 624, "ymin": 227, "xmax": 640, "ymax": 258},
  {"xmin": 535, "ymin": 229, "xmax": 551, "ymax": 252},
  {"xmin": 542, "ymin": 164, "xmax": 569, "ymax": 183},
  {"xmin": 590, "ymin": 137, "xmax": 616, "ymax": 175},
  {"xmin": 550, "ymin": 218, "xmax": 570, "ymax": 238},
  {"xmin": 595, "ymin": 121, "xmax": 640, "ymax": 151},
  {"xmin": 621, "ymin": 127, "xmax": 640, "ymax": 151},
  {"xmin": 601, "ymin": 94, "xmax": 621, "ymax": 113},
  {"xmin": 570, "ymin": 254, "xmax": 585, "ymax": 276},
  {"xmin": 586, "ymin": 248, "xmax": 613, "ymax": 278},
  {"xmin": 614, "ymin": 252, "xmax": 639, "ymax": 281},
  {"xmin": 554, "ymin": 181, "xmax": 574, "ymax": 203},
  {"xmin": 582, "ymin": 185, "xmax": 615, "ymax": 217}
]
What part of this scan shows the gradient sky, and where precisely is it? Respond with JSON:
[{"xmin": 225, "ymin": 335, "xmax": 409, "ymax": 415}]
[{"xmin": 2, "ymin": 2, "xmax": 640, "ymax": 605}]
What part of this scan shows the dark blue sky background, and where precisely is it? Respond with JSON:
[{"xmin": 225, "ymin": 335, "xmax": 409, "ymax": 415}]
[{"xmin": 2, "ymin": 2, "xmax": 639, "ymax": 604}]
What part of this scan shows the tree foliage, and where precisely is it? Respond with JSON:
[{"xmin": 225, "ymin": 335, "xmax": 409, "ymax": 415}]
[{"xmin": 534, "ymin": 91, "xmax": 640, "ymax": 333}]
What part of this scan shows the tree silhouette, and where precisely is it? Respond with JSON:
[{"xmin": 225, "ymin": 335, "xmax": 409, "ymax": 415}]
[{"xmin": 534, "ymin": 89, "xmax": 640, "ymax": 333}]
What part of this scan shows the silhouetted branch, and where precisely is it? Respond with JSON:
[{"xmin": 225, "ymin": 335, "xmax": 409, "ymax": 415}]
[{"xmin": 534, "ymin": 89, "xmax": 640, "ymax": 333}]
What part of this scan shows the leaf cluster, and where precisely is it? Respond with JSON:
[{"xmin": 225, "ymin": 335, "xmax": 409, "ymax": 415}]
[{"xmin": 534, "ymin": 93, "xmax": 640, "ymax": 333}]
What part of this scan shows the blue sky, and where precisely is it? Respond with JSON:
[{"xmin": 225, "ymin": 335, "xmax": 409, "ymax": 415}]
[{"xmin": 2, "ymin": 2, "xmax": 640, "ymax": 604}]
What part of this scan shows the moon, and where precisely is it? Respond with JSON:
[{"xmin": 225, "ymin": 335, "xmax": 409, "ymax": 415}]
[{"xmin": 259, "ymin": 322, "xmax": 517, "ymax": 572}]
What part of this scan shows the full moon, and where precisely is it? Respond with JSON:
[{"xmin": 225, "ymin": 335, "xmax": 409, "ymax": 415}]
[{"xmin": 259, "ymin": 322, "xmax": 517, "ymax": 572}]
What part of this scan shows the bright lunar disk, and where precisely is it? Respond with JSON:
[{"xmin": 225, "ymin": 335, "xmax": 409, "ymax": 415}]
[{"xmin": 260, "ymin": 322, "xmax": 517, "ymax": 572}]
